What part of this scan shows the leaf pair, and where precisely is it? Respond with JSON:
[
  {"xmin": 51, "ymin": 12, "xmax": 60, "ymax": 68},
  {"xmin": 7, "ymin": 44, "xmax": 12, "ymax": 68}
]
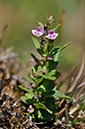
[{"xmin": 31, "ymin": 37, "xmax": 45, "ymax": 56}]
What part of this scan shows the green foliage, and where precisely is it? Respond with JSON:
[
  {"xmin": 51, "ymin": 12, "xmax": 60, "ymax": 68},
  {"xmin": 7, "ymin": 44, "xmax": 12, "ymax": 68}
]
[
  {"xmin": 52, "ymin": 90, "xmax": 71, "ymax": 99},
  {"xmin": 19, "ymin": 16, "xmax": 85, "ymax": 126},
  {"xmin": 19, "ymin": 85, "xmax": 33, "ymax": 93},
  {"xmin": 31, "ymin": 37, "xmax": 45, "ymax": 56},
  {"xmin": 38, "ymin": 22, "xmax": 44, "ymax": 29},
  {"xmin": 30, "ymin": 53, "xmax": 42, "ymax": 65},
  {"xmin": 34, "ymin": 103, "xmax": 53, "ymax": 114},
  {"xmin": 23, "ymin": 74, "xmax": 33, "ymax": 84}
]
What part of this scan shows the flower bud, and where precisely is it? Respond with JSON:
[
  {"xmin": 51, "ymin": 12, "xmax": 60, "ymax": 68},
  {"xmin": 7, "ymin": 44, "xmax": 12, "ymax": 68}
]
[{"xmin": 27, "ymin": 105, "xmax": 34, "ymax": 113}]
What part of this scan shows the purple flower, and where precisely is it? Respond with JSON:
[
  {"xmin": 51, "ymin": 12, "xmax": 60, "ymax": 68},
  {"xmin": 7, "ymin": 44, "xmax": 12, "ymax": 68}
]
[
  {"xmin": 40, "ymin": 59, "xmax": 44, "ymax": 64},
  {"xmin": 40, "ymin": 69, "xmax": 46, "ymax": 75},
  {"xmin": 40, "ymin": 37, "xmax": 46, "ymax": 45},
  {"xmin": 32, "ymin": 26, "xmax": 44, "ymax": 37},
  {"xmin": 27, "ymin": 105, "xmax": 34, "ymax": 113},
  {"xmin": 30, "ymin": 58, "xmax": 37, "ymax": 65},
  {"xmin": 46, "ymin": 29, "xmax": 58, "ymax": 40},
  {"xmin": 44, "ymin": 23, "xmax": 48, "ymax": 30},
  {"xmin": 47, "ymin": 55, "xmax": 53, "ymax": 60}
]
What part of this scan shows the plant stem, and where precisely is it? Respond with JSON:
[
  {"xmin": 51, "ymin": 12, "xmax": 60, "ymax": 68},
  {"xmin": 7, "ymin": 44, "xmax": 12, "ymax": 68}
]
[
  {"xmin": 46, "ymin": 59, "xmax": 49, "ymax": 74},
  {"xmin": 46, "ymin": 44, "xmax": 49, "ymax": 74}
]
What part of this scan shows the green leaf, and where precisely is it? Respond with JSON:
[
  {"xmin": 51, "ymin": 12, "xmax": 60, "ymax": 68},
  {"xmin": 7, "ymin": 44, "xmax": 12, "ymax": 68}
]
[
  {"xmin": 37, "ymin": 110, "xmax": 53, "ymax": 121},
  {"xmin": 47, "ymin": 70, "xmax": 55, "ymax": 76},
  {"xmin": 45, "ymin": 70, "xmax": 61, "ymax": 80},
  {"xmin": 50, "ymin": 46, "xmax": 60, "ymax": 55},
  {"xmin": 23, "ymin": 74, "xmax": 33, "ymax": 84},
  {"xmin": 54, "ymin": 71, "xmax": 61, "ymax": 79},
  {"xmin": 53, "ymin": 51, "xmax": 60, "ymax": 62},
  {"xmin": 37, "ymin": 79, "xmax": 49, "ymax": 93},
  {"xmin": 52, "ymin": 90, "xmax": 71, "ymax": 99},
  {"xmin": 49, "ymin": 44, "xmax": 54, "ymax": 52},
  {"xmin": 38, "ymin": 22, "xmax": 44, "ymax": 29},
  {"xmin": 38, "ymin": 110, "xmax": 44, "ymax": 119},
  {"xmin": 31, "ymin": 36, "xmax": 45, "ymax": 56},
  {"xmin": 39, "ymin": 109, "xmax": 53, "ymax": 121},
  {"xmin": 37, "ymin": 80, "xmax": 49, "ymax": 96},
  {"xmin": 51, "ymin": 42, "xmax": 72, "ymax": 62},
  {"xmin": 32, "ymin": 114, "xmax": 36, "ymax": 121},
  {"xmin": 32, "ymin": 36, "xmax": 40, "ymax": 49},
  {"xmin": 20, "ymin": 96, "xmax": 27, "ymax": 104},
  {"xmin": 30, "ymin": 67, "xmax": 36, "ymax": 81},
  {"xmin": 57, "ymin": 42, "xmax": 72, "ymax": 52},
  {"xmin": 42, "ymin": 79, "xmax": 49, "ymax": 87},
  {"xmin": 26, "ymin": 113, "xmax": 30, "ymax": 118},
  {"xmin": 34, "ymin": 103, "xmax": 53, "ymax": 114},
  {"xmin": 25, "ymin": 93, "xmax": 34, "ymax": 99},
  {"xmin": 40, "ymin": 74, "xmax": 56, "ymax": 81},
  {"xmin": 23, "ymin": 93, "xmax": 35, "ymax": 104},
  {"xmin": 48, "ymin": 60, "xmax": 58, "ymax": 71},
  {"xmin": 35, "ymin": 77, "xmax": 43, "ymax": 85},
  {"xmin": 19, "ymin": 85, "xmax": 33, "ymax": 94},
  {"xmin": 53, "ymin": 23, "xmax": 61, "ymax": 31},
  {"xmin": 37, "ymin": 65, "xmax": 42, "ymax": 74},
  {"xmin": 37, "ymin": 85, "xmax": 46, "ymax": 96},
  {"xmin": 30, "ymin": 53, "xmax": 42, "ymax": 65}
]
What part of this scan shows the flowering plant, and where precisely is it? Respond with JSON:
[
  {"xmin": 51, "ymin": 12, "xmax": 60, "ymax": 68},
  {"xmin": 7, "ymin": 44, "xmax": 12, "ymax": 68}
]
[{"xmin": 19, "ymin": 16, "xmax": 72, "ymax": 122}]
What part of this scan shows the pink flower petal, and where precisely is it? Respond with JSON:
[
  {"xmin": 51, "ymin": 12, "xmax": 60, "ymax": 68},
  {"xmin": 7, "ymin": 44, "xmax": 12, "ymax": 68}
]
[
  {"xmin": 46, "ymin": 33, "xmax": 58, "ymax": 40},
  {"xmin": 32, "ymin": 30, "xmax": 43, "ymax": 37},
  {"xmin": 46, "ymin": 29, "xmax": 58, "ymax": 40}
]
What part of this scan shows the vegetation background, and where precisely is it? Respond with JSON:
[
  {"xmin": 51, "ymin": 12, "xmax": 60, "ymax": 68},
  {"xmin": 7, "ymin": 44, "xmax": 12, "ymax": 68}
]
[{"xmin": 0, "ymin": 0, "xmax": 85, "ymax": 70}]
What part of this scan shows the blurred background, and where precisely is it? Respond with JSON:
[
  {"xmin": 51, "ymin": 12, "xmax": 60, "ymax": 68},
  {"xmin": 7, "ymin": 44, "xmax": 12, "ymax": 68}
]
[{"xmin": 0, "ymin": 0, "xmax": 85, "ymax": 70}]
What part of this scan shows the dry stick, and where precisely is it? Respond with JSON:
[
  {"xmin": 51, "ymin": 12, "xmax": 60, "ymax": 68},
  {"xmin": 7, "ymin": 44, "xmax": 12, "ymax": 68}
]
[
  {"xmin": 56, "ymin": 9, "xmax": 65, "ymax": 46},
  {"xmin": 21, "ymin": 119, "xmax": 29, "ymax": 126},
  {"xmin": 69, "ymin": 106, "xmax": 79, "ymax": 116},
  {"xmin": 33, "ymin": 124, "xmax": 40, "ymax": 129},
  {"xmin": 50, "ymin": 125, "xmax": 58, "ymax": 129},
  {"xmin": 57, "ymin": 107, "xmax": 65, "ymax": 116},
  {"xmin": 78, "ymin": 81, "xmax": 85, "ymax": 88},
  {"xmin": 76, "ymin": 82, "xmax": 85, "ymax": 99},
  {"xmin": 59, "ymin": 99, "xmax": 64, "ymax": 107},
  {"xmin": 59, "ymin": 78, "xmax": 74, "ymax": 107},
  {"xmin": 69, "ymin": 54, "xmax": 85, "ymax": 92}
]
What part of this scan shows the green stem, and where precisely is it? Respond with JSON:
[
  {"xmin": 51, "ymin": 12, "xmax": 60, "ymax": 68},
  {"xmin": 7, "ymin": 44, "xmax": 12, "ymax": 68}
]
[
  {"xmin": 46, "ymin": 59, "xmax": 49, "ymax": 74},
  {"xmin": 46, "ymin": 45, "xmax": 49, "ymax": 74},
  {"xmin": 43, "ymin": 40, "xmax": 50, "ymax": 74}
]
